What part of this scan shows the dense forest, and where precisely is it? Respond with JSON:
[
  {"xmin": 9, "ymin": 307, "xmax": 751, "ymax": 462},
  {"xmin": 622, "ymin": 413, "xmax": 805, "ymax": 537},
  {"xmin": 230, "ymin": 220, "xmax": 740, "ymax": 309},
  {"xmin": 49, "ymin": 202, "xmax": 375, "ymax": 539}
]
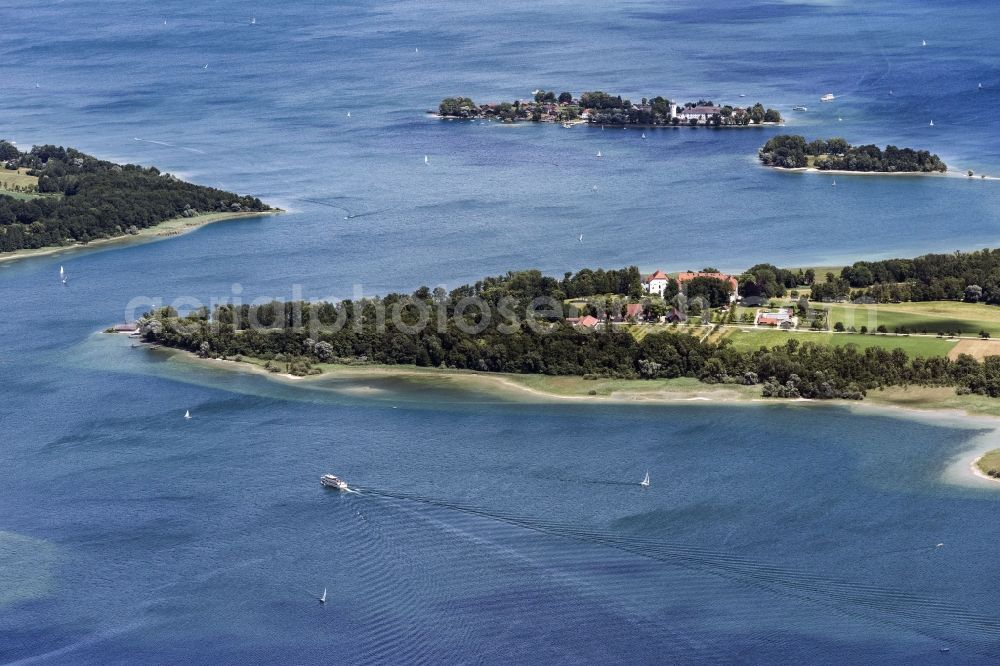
[
  {"xmin": 438, "ymin": 92, "xmax": 781, "ymax": 126},
  {"xmin": 758, "ymin": 135, "xmax": 947, "ymax": 172},
  {"xmin": 810, "ymin": 248, "xmax": 1000, "ymax": 304},
  {"xmin": 137, "ymin": 266, "xmax": 1000, "ymax": 400},
  {"xmin": 0, "ymin": 140, "xmax": 270, "ymax": 252}
]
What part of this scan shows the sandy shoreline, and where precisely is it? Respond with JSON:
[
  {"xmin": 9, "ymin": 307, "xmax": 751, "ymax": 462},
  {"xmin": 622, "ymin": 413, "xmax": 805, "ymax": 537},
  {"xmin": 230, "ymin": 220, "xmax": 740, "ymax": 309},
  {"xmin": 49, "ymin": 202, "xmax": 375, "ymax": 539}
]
[
  {"xmin": 767, "ymin": 166, "xmax": 948, "ymax": 177},
  {"xmin": 129, "ymin": 341, "xmax": 1000, "ymax": 488},
  {"xmin": 147, "ymin": 341, "xmax": 1000, "ymax": 417},
  {"xmin": 970, "ymin": 453, "xmax": 1000, "ymax": 484},
  {"xmin": 0, "ymin": 209, "xmax": 281, "ymax": 264}
]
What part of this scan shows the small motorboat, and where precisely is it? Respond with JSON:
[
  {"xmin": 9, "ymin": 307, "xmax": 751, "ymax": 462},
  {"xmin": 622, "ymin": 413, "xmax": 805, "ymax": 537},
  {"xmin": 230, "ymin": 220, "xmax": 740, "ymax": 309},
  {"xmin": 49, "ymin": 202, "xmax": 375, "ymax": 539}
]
[
  {"xmin": 820, "ymin": 93, "xmax": 835, "ymax": 102},
  {"xmin": 792, "ymin": 106, "xmax": 808, "ymax": 112},
  {"xmin": 321, "ymin": 474, "xmax": 349, "ymax": 490}
]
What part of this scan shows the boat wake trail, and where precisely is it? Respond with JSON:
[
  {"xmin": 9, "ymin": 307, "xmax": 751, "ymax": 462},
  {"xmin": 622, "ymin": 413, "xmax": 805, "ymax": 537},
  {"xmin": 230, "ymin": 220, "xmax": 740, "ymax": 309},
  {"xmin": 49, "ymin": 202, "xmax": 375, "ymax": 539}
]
[
  {"xmin": 133, "ymin": 137, "xmax": 206, "ymax": 154},
  {"xmin": 298, "ymin": 197, "xmax": 395, "ymax": 220},
  {"xmin": 357, "ymin": 488, "xmax": 1000, "ymax": 656}
]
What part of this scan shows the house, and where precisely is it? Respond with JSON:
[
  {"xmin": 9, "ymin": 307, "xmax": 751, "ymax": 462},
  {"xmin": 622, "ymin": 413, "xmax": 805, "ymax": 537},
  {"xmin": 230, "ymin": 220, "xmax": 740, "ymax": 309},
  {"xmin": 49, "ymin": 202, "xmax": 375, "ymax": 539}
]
[
  {"xmin": 676, "ymin": 271, "xmax": 740, "ymax": 302},
  {"xmin": 756, "ymin": 307, "xmax": 797, "ymax": 328},
  {"xmin": 644, "ymin": 270, "xmax": 670, "ymax": 297},
  {"xmin": 678, "ymin": 105, "xmax": 722, "ymax": 123},
  {"xmin": 665, "ymin": 307, "xmax": 688, "ymax": 323},
  {"xmin": 625, "ymin": 303, "xmax": 645, "ymax": 321},
  {"xmin": 577, "ymin": 315, "xmax": 601, "ymax": 329}
]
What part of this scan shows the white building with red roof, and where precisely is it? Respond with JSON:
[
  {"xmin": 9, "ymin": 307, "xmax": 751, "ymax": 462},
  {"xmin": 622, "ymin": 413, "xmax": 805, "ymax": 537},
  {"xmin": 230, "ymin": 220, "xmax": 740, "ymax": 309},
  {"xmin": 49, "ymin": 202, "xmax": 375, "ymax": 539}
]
[
  {"xmin": 643, "ymin": 270, "xmax": 670, "ymax": 297},
  {"xmin": 678, "ymin": 105, "xmax": 722, "ymax": 123}
]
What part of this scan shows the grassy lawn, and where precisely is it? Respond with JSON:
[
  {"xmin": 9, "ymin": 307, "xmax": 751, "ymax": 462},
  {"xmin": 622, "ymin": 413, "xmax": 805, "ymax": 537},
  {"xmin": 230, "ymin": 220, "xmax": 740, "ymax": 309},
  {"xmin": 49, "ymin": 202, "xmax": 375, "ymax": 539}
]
[
  {"xmin": 816, "ymin": 301, "xmax": 1000, "ymax": 337},
  {"xmin": 0, "ymin": 168, "xmax": 45, "ymax": 199},
  {"xmin": 719, "ymin": 328, "xmax": 957, "ymax": 357}
]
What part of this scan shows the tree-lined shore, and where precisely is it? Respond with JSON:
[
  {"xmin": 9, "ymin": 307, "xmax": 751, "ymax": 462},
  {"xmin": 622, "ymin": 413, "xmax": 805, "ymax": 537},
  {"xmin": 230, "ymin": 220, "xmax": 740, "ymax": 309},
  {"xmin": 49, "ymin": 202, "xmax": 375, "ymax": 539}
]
[
  {"xmin": 759, "ymin": 135, "xmax": 947, "ymax": 173},
  {"xmin": 0, "ymin": 140, "xmax": 272, "ymax": 253}
]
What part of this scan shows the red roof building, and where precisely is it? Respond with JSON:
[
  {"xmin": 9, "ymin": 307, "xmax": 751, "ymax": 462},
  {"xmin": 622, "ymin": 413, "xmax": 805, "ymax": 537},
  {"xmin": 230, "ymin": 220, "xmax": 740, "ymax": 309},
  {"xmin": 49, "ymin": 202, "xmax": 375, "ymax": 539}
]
[{"xmin": 677, "ymin": 271, "xmax": 740, "ymax": 301}]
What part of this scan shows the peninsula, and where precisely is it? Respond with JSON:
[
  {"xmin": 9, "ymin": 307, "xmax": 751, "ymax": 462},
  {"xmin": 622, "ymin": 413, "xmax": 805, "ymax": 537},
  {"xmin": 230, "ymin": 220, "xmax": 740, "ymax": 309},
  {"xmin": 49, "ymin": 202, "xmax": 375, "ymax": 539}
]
[
  {"xmin": 437, "ymin": 90, "xmax": 783, "ymax": 127},
  {"xmin": 759, "ymin": 135, "xmax": 947, "ymax": 173},
  {"xmin": 0, "ymin": 140, "xmax": 274, "ymax": 257}
]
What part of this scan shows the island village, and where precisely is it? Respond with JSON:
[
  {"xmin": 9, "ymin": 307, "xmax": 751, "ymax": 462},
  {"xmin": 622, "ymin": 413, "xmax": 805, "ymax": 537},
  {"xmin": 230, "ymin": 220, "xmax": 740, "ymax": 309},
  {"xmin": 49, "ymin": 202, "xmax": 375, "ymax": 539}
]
[
  {"xmin": 564, "ymin": 269, "xmax": 800, "ymax": 331},
  {"xmin": 437, "ymin": 90, "xmax": 783, "ymax": 126}
]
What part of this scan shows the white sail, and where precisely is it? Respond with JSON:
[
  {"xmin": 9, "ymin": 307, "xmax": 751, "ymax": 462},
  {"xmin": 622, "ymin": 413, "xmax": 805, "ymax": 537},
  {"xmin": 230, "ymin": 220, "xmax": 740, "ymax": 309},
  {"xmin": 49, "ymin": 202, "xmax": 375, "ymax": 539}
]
[
  {"xmin": 59, "ymin": 266, "xmax": 64, "ymax": 277},
  {"xmin": 184, "ymin": 410, "xmax": 191, "ymax": 419},
  {"xmin": 424, "ymin": 155, "xmax": 428, "ymax": 164},
  {"xmin": 640, "ymin": 471, "xmax": 650, "ymax": 487},
  {"xmin": 320, "ymin": 588, "xmax": 327, "ymax": 603},
  {"xmin": 596, "ymin": 150, "xmax": 602, "ymax": 158}
]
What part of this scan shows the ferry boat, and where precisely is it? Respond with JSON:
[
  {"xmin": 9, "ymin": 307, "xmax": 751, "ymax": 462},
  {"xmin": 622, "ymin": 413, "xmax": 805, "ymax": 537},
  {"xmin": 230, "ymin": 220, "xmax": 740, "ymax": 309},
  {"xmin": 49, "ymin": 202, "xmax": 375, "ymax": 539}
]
[
  {"xmin": 792, "ymin": 105, "xmax": 808, "ymax": 111},
  {"xmin": 820, "ymin": 93, "xmax": 835, "ymax": 102},
  {"xmin": 320, "ymin": 474, "xmax": 349, "ymax": 490}
]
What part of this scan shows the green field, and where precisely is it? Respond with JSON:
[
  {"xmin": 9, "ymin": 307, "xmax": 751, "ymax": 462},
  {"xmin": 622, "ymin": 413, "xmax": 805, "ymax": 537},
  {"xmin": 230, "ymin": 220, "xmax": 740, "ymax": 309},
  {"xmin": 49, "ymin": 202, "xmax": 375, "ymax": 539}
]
[
  {"xmin": 720, "ymin": 328, "xmax": 957, "ymax": 357},
  {"xmin": 814, "ymin": 301, "xmax": 1000, "ymax": 337},
  {"xmin": 0, "ymin": 168, "xmax": 48, "ymax": 200}
]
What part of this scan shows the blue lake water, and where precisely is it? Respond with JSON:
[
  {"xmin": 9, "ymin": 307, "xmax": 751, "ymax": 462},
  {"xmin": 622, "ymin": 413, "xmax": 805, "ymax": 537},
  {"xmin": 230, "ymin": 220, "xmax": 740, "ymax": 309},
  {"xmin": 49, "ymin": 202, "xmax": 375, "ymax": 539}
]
[{"xmin": 3, "ymin": 0, "xmax": 1000, "ymax": 662}]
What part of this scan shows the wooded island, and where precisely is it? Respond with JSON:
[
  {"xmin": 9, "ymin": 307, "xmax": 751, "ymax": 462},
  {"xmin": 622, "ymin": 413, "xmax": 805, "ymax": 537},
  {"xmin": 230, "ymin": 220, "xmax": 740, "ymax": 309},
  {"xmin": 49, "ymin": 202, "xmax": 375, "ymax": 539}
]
[{"xmin": 759, "ymin": 135, "xmax": 947, "ymax": 173}]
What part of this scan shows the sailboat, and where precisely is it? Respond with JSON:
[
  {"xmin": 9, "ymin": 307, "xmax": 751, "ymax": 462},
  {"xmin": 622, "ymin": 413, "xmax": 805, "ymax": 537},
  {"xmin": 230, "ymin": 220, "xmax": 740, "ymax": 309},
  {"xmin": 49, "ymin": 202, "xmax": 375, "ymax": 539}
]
[
  {"xmin": 641, "ymin": 133, "xmax": 646, "ymax": 139},
  {"xmin": 596, "ymin": 150, "xmax": 602, "ymax": 158},
  {"xmin": 922, "ymin": 39, "xmax": 927, "ymax": 47},
  {"xmin": 184, "ymin": 410, "xmax": 191, "ymax": 419},
  {"xmin": 424, "ymin": 155, "xmax": 429, "ymax": 164},
  {"xmin": 929, "ymin": 119, "xmax": 934, "ymax": 126},
  {"xmin": 979, "ymin": 83, "xmax": 983, "ymax": 90},
  {"xmin": 640, "ymin": 470, "xmax": 650, "ymax": 487},
  {"xmin": 59, "ymin": 266, "xmax": 66, "ymax": 284},
  {"xmin": 832, "ymin": 179, "xmax": 837, "ymax": 187},
  {"xmin": 319, "ymin": 588, "xmax": 327, "ymax": 604},
  {"xmin": 250, "ymin": 16, "xmax": 256, "ymax": 24},
  {"xmin": 346, "ymin": 111, "xmax": 351, "ymax": 117},
  {"xmin": 578, "ymin": 233, "xmax": 583, "ymax": 243}
]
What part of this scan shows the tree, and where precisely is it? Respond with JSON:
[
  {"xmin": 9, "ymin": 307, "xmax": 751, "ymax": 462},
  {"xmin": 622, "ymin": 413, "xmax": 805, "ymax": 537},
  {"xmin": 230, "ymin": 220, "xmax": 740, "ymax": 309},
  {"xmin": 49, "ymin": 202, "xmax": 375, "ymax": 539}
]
[
  {"xmin": 314, "ymin": 341, "xmax": 334, "ymax": 361},
  {"xmin": 439, "ymin": 97, "xmax": 476, "ymax": 117},
  {"xmin": 558, "ymin": 92, "xmax": 573, "ymax": 104},
  {"xmin": 965, "ymin": 285, "xmax": 983, "ymax": 303}
]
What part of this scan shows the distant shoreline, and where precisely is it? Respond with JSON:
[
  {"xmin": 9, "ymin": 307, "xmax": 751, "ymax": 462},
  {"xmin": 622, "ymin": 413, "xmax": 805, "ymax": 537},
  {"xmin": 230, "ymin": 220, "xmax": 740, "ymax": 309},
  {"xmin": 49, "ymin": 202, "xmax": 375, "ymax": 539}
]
[{"xmin": 0, "ymin": 209, "xmax": 281, "ymax": 264}]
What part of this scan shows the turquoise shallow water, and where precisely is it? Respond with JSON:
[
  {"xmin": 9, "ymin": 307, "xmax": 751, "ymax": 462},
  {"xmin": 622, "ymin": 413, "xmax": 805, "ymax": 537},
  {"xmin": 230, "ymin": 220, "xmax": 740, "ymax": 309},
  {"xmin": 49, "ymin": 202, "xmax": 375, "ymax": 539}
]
[{"xmin": 3, "ymin": 0, "xmax": 1000, "ymax": 662}]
